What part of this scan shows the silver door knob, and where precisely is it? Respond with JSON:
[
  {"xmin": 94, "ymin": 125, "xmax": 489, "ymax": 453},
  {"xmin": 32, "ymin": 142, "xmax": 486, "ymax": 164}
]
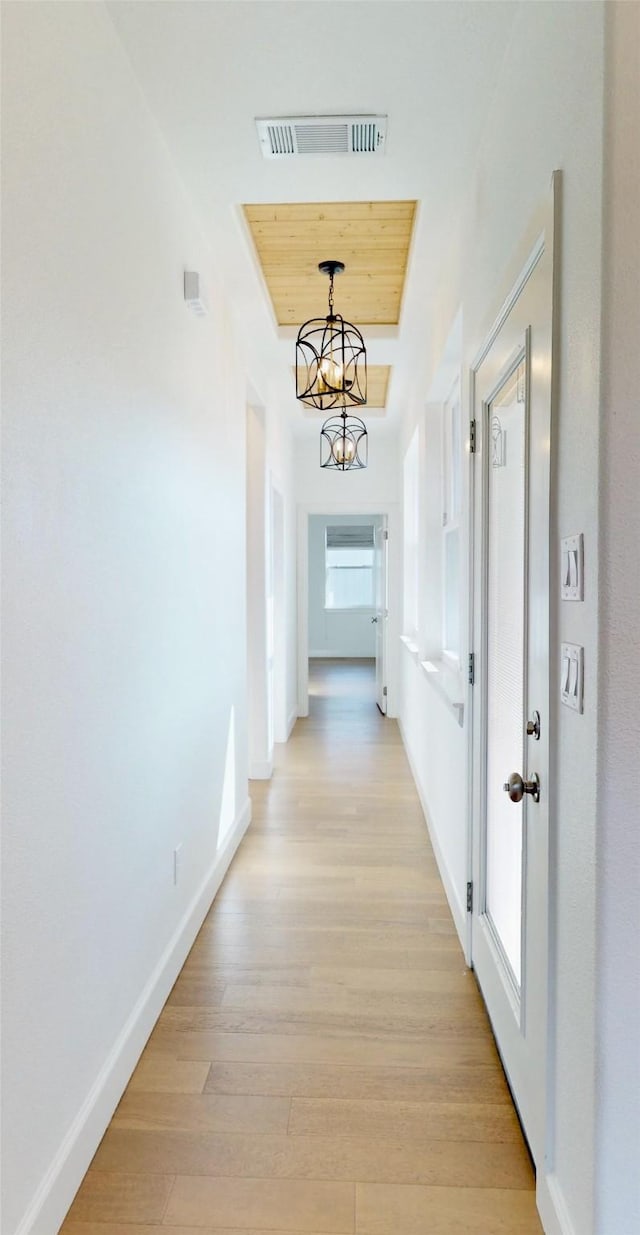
[
  {"xmin": 503, "ymin": 772, "xmax": 540, "ymax": 804},
  {"xmin": 371, "ymin": 616, "xmax": 378, "ymax": 623}
]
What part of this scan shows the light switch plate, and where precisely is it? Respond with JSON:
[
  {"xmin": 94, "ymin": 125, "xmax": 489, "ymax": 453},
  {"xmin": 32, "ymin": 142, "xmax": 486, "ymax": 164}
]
[
  {"xmin": 561, "ymin": 642, "xmax": 584, "ymax": 712},
  {"xmin": 561, "ymin": 533, "xmax": 584, "ymax": 600}
]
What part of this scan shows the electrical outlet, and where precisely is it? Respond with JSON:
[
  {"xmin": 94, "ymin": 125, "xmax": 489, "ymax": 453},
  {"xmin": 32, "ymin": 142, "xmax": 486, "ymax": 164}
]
[{"xmin": 173, "ymin": 844, "xmax": 182, "ymax": 886}]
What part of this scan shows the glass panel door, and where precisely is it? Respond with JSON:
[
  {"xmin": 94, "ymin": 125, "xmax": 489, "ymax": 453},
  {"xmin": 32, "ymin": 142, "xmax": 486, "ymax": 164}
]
[{"xmin": 485, "ymin": 357, "xmax": 527, "ymax": 987}]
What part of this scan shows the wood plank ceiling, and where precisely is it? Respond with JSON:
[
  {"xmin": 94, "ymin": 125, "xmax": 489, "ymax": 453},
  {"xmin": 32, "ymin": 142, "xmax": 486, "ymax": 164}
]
[
  {"xmin": 244, "ymin": 201, "xmax": 417, "ymax": 328},
  {"xmin": 246, "ymin": 202, "xmax": 415, "ymax": 416}
]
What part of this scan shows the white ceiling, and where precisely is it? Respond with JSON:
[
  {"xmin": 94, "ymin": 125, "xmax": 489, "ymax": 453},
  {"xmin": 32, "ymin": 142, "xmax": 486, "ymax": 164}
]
[{"xmin": 107, "ymin": 1, "xmax": 519, "ymax": 438}]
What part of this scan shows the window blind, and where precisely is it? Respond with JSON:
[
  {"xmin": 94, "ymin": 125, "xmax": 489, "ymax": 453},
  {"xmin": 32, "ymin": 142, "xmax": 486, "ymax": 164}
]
[{"xmin": 325, "ymin": 525, "xmax": 375, "ymax": 550}]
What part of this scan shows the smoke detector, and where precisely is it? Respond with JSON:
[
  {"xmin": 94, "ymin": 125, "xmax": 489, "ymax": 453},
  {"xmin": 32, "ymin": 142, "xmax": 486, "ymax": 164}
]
[{"xmin": 256, "ymin": 115, "xmax": 387, "ymax": 159}]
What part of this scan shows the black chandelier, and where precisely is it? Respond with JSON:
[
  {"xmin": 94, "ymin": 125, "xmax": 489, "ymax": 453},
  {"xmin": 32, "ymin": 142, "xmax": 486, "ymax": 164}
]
[
  {"xmin": 295, "ymin": 260, "xmax": 368, "ymax": 470},
  {"xmin": 295, "ymin": 260, "xmax": 367, "ymax": 410},
  {"xmin": 320, "ymin": 410, "xmax": 368, "ymax": 471}
]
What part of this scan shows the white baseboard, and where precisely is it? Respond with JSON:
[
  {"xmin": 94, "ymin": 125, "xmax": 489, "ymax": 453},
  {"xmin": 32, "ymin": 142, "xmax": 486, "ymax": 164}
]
[
  {"xmin": 15, "ymin": 797, "xmax": 252, "ymax": 1235},
  {"xmin": 398, "ymin": 716, "xmax": 467, "ymax": 951},
  {"xmin": 537, "ymin": 1172, "xmax": 577, "ymax": 1235},
  {"xmin": 285, "ymin": 707, "xmax": 298, "ymax": 739},
  {"xmin": 249, "ymin": 758, "xmax": 273, "ymax": 780}
]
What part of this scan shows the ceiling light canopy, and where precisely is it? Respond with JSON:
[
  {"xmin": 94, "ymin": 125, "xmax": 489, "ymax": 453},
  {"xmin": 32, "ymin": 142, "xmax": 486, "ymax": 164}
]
[{"xmin": 295, "ymin": 261, "xmax": 367, "ymax": 411}]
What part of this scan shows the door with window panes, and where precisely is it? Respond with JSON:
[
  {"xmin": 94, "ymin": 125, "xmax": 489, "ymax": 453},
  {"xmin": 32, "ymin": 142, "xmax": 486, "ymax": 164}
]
[{"xmin": 470, "ymin": 191, "xmax": 556, "ymax": 1168}]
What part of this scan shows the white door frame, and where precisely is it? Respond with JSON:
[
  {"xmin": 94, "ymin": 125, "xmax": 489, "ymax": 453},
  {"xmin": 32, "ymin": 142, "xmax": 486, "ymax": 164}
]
[
  {"xmin": 297, "ymin": 501, "xmax": 401, "ymax": 718},
  {"xmin": 269, "ymin": 478, "xmax": 288, "ymax": 745},
  {"xmin": 246, "ymin": 403, "xmax": 272, "ymax": 780},
  {"xmin": 374, "ymin": 514, "xmax": 389, "ymax": 715}
]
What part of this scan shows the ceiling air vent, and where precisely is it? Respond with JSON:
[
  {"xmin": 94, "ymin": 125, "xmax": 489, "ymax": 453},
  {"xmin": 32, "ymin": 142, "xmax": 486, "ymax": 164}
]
[{"xmin": 256, "ymin": 115, "xmax": 387, "ymax": 159}]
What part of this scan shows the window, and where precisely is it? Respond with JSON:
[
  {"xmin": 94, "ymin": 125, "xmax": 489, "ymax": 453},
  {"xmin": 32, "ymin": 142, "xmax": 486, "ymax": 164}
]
[
  {"xmin": 325, "ymin": 525, "xmax": 374, "ymax": 609},
  {"xmin": 442, "ymin": 378, "xmax": 462, "ymax": 664}
]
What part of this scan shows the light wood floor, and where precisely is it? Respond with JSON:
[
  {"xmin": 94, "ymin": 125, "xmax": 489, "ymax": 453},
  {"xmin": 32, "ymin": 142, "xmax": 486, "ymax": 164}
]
[{"xmin": 62, "ymin": 659, "xmax": 542, "ymax": 1235}]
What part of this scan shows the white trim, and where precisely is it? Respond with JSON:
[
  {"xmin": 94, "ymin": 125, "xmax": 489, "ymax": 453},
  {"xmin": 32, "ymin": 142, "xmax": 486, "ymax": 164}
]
[
  {"xmin": 249, "ymin": 759, "xmax": 273, "ymax": 780},
  {"xmin": 309, "ymin": 650, "xmax": 376, "ymax": 659},
  {"xmin": 284, "ymin": 707, "xmax": 298, "ymax": 741},
  {"xmin": 537, "ymin": 1173, "xmax": 577, "ymax": 1235},
  {"xmin": 419, "ymin": 656, "xmax": 464, "ymax": 726},
  {"xmin": 471, "ymin": 230, "xmax": 546, "ymax": 372},
  {"xmin": 400, "ymin": 634, "xmax": 419, "ymax": 657},
  {"xmin": 467, "ymin": 177, "xmax": 558, "ymax": 1171},
  {"xmin": 14, "ymin": 797, "xmax": 252, "ymax": 1235},
  {"xmin": 398, "ymin": 716, "xmax": 467, "ymax": 953},
  {"xmin": 323, "ymin": 606, "xmax": 376, "ymax": 614}
]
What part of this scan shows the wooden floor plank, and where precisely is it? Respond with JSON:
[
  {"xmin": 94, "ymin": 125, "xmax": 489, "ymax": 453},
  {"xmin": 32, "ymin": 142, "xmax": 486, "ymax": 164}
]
[
  {"xmin": 145, "ymin": 1027, "xmax": 499, "ymax": 1068},
  {"xmin": 164, "ymin": 1176, "xmax": 355, "ymax": 1232},
  {"xmin": 112, "ymin": 1092, "xmax": 290, "ymax": 1135},
  {"xmin": 92, "ymin": 1128, "xmax": 535, "ymax": 1191},
  {"xmin": 288, "ymin": 1096, "xmax": 521, "ymax": 1144},
  {"xmin": 63, "ymin": 1172, "xmax": 174, "ymax": 1225},
  {"xmin": 355, "ymin": 1181, "xmax": 542, "ymax": 1234},
  {"xmin": 201, "ymin": 1059, "xmax": 511, "ymax": 1104},
  {"xmin": 128, "ymin": 1058, "xmax": 212, "ymax": 1095},
  {"xmin": 61, "ymin": 661, "xmax": 541, "ymax": 1235}
]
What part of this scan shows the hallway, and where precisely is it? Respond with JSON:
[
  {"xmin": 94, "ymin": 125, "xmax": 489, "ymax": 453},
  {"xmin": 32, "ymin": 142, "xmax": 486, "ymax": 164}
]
[{"xmin": 63, "ymin": 661, "xmax": 542, "ymax": 1234}]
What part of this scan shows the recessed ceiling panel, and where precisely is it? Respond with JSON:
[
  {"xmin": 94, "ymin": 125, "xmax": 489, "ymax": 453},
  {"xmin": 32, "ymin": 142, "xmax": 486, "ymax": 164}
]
[
  {"xmin": 364, "ymin": 365, "xmax": 391, "ymax": 408},
  {"xmin": 244, "ymin": 201, "xmax": 416, "ymax": 326},
  {"xmin": 293, "ymin": 365, "xmax": 391, "ymax": 414}
]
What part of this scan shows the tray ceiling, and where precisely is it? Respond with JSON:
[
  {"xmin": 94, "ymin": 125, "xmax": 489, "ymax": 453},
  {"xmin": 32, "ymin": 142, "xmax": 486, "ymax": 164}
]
[{"xmin": 244, "ymin": 201, "xmax": 416, "ymax": 327}]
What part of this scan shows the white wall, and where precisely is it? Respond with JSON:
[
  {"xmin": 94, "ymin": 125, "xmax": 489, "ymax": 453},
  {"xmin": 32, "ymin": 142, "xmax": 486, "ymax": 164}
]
[
  {"xmin": 0, "ymin": 5, "xmax": 295, "ymax": 1234},
  {"xmin": 308, "ymin": 514, "xmax": 379, "ymax": 658},
  {"xmin": 397, "ymin": 5, "xmax": 613, "ymax": 1234},
  {"xmin": 595, "ymin": 6, "xmax": 640, "ymax": 1232}
]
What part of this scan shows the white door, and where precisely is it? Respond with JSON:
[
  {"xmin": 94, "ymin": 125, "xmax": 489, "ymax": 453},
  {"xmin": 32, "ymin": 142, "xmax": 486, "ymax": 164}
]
[
  {"xmin": 470, "ymin": 193, "xmax": 556, "ymax": 1166},
  {"xmin": 373, "ymin": 517, "xmax": 388, "ymax": 714}
]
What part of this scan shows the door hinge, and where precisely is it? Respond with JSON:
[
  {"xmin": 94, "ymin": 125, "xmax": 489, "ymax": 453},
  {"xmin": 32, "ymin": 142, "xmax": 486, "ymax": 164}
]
[
  {"xmin": 468, "ymin": 652, "xmax": 475, "ymax": 685},
  {"xmin": 383, "ymin": 685, "xmax": 387, "ymax": 697},
  {"xmin": 384, "ymin": 529, "xmax": 389, "ymax": 541},
  {"xmin": 466, "ymin": 881, "xmax": 473, "ymax": 913},
  {"xmin": 470, "ymin": 419, "xmax": 477, "ymax": 453}
]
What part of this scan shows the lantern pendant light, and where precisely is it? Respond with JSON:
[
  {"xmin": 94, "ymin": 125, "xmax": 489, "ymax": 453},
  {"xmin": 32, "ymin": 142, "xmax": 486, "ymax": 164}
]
[
  {"xmin": 295, "ymin": 261, "xmax": 367, "ymax": 410},
  {"xmin": 295, "ymin": 260, "xmax": 368, "ymax": 470},
  {"xmin": 319, "ymin": 409, "xmax": 368, "ymax": 471}
]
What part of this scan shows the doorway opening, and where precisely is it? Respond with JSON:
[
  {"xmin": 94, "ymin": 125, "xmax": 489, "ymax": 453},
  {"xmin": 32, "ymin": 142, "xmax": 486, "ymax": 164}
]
[
  {"xmin": 306, "ymin": 513, "xmax": 386, "ymax": 713},
  {"xmin": 297, "ymin": 502, "xmax": 399, "ymax": 720}
]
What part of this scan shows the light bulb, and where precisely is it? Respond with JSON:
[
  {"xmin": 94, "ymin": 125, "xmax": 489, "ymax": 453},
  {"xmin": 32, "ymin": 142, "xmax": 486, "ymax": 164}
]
[
  {"xmin": 318, "ymin": 356, "xmax": 343, "ymax": 393},
  {"xmin": 334, "ymin": 433, "xmax": 356, "ymax": 465}
]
